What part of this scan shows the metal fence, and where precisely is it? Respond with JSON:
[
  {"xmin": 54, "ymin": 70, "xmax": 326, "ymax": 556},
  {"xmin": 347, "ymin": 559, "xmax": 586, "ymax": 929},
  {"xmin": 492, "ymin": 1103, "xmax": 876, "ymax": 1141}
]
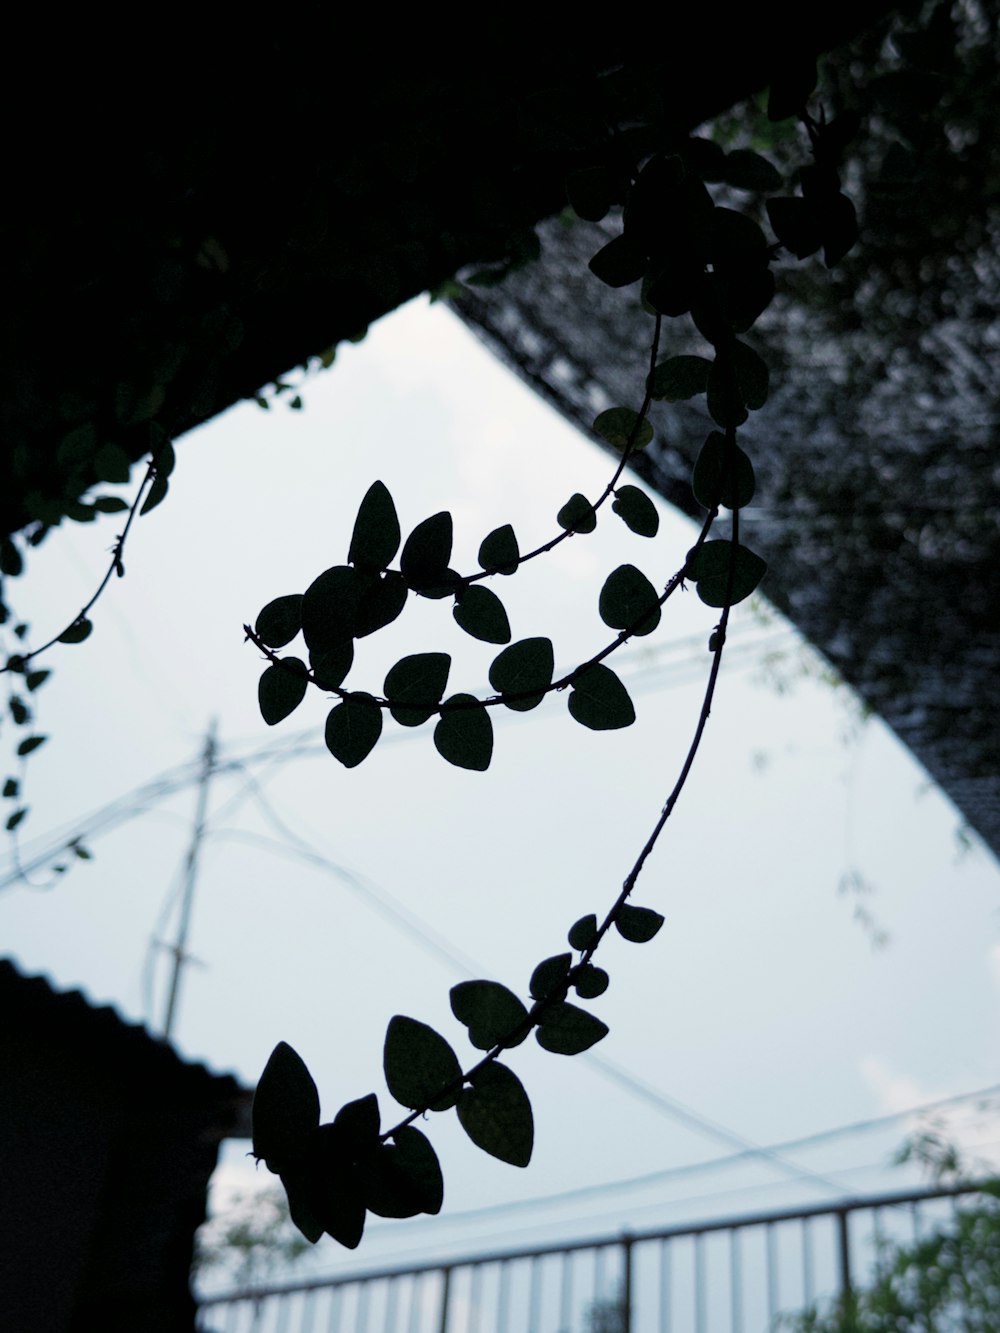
[{"xmin": 196, "ymin": 1182, "xmax": 991, "ymax": 1333}]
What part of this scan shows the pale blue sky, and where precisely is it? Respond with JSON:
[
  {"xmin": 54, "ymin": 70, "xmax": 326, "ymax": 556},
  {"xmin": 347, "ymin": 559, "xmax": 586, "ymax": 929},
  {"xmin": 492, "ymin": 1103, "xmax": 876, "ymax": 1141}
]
[{"xmin": 2, "ymin": 297, "xmax": 998, "ymax": 1275}]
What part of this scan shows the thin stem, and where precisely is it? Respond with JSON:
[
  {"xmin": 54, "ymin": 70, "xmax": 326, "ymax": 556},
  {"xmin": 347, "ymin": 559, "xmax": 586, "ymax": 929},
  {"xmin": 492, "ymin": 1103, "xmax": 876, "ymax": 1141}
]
[
  {"xmin": 1, "ymin": 455, "xmax": 160, "ymax": 674},
  {"xmin": 379, "ymin": 500, "xmax": 736, "ymax": 1143},
  {"xmin": 464, "ymin": 313, "xmax": 662, "ymax": 584},
  {"xmin": 243, "ymin": 507, "xmax": 717, "ymax": 716}
]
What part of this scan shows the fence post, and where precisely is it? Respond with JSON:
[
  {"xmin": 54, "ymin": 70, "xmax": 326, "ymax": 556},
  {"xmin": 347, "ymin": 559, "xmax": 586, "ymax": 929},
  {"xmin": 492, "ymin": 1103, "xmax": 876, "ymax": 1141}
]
[
  {"xmin": 438, "ymin": 1266, "xmax": 452, "ymax": 1333},
  {"xmin": 622, "ymin": 1233, "xmax": 634, "ymax": 1333},
  {"xmin": 836, "ymin": 1210, "xmax": 852, "ymax": 1300}
]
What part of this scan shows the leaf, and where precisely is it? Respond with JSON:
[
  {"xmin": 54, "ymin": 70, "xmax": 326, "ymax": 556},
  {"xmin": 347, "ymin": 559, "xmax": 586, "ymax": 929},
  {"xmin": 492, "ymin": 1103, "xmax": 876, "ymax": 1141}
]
[
  {"xmin": 588, "ymin": 233, "xmax": 647, "ymax": 287},
  {"xmin": 574, "ymin": 965, "xmax": 609, "ymax": 999},
  {"xmin": 58, "ymin": 617, "xmax": 92, "ymax": 645},
  {"xmin": 766, "ymin": 197, "xmax": 822, "ymax": 259},
  {"xmin": 140, "ymin": 473, "xmax": 169, "ymax": 515},
  {"xmin": 91, "ymin": 495, "xmax": 130, "ymax": 514},
  {"xmin": 2, "ymin": 779, "xmax": 18, "ymax": 798},
  {"xmin": 389, "ymin": 1126, "xmax": 443, "ymax": 1215},
  {"xmin": 593, "ymin": 407, "xmax": 653, "ymax": 452},
  {"xmin": 767, "ymin": 57, "xmax": 817, "ymax": 121},
  {"xmin": 309, "ymin": 640, "xmax": 354, "ymax": 691},
  {"xmin": 252, "ymin": 1041, "xmax": 320, "ymax": 1171},
  {"xmin": 400, "ymin": 512, "xmax": 453, "ymax": 590},
  {"xmin": 383, "ymin": 1016, "xmax": 462, "ymax": 1112},
  {"xmin": 155, "ymin": 440, "xmax": 177, "ymax": 478},
  {"xmin": 94, "ymin": 442, "xmax": 131, "ymax": 484},
  {"xmin": 536, "ymin": 1002, "xmax": 609, "ymax": 1056},
  {"xmin": 489, "ymin": 638, "xmax": 554, "ymax": 711},
  {"xmin": 568, "ymin": 664, "xmax": 635, "ymax": 731},
  {"xmin": 568, "ymin": 914, "xmax": 598, "ymax": 951},
  {"xmin": 434, "ymin": 694, "xmax": 493, "ymax": 771},
  {"xmin": 707, "ymin": 361, "xmax": 748, "ymax": 429},
  {"xmin": 719, "ymin": 149, "xmax": 782, "ymax": 192},
  {"xmin": 16, "ymin": 736, "xmax": 46, "ymax": 757},
  {"xmin": 615, "ymin": 904, "xmax": 665, "ymax": 943},
  {"xmin": 457, "ymin": 1063, "xmax": 534, "ymax": 1167},
  {"xmin": 9, "ymin": 696, "xmax": 29, "ymax": 726},
  {"xmin": 478, "ymin": 524, "xmax": 519, "ymax": 575},
  {"xmin": 25, "ymin": 671, "xmax": 51, "ymax": 693},
  {"xmin": 822, "ymin": 192, "xmax": 859, "ymax": 268},
  {"xmin": 566, "ymin": 165, "xmax": 615, "ymax": 222},
  {"xmin": 413, "ymin": 568, "xmax": 461, "ymax": 600},
  {"xmin": 732, "ymin": 341, "xmax": 769, "ymax": 411},
  {"xmin": 648, "ymin": 356, "xmax": 712, "ymax": 402},
  {"xmin": 599, "ymin": 565, "xmax": 661, "ymax": 637},
  {"xmin": 384, "ymin": 653, "xmax": 450, "ymax": 727},
  {"xmin": 302, "ymin": 565, "xmax": 372, "ymax": 653},
  {"xmin": 364, "ymin": 1139, "xmax": 427, "ymax": 1220},
  {"xmin": 0, "ymin": 539, "xmax": 23, "ymax": 576},
  {"xmin": 529, "ymin": 953, "xmax": 572, "ymax": 1002},
  {"xmin": 258, "ymin": 659, "xmax": 308, "ymax": 726},
  {"xmin": 309, "ymin": 1124, "xmax": 367, "ymax": 1248},
  {"xmin": 692, "ymin": 432, "xmax": 756, "ymax": 510},
  {"xmin": 325, "ymin": 693, "xmax": 383, "ymax": 768},
  {"xmin": 354, "ymin": 571, "xmax": 408, "ymax": 638},
  {"xmin": 255, "ymin": 594, "xmax": 304, "ymax": 649},
  {"xmin": 333, "ymin": 1093, "xmax": 381, "ymax": 1148},
  {"xmin": 348, "ymin": 480, "xmax": 401, "ymax": 571},
  {"xmin": 450, "ymin": 980, "xmax": 529, "ymax": 1051},
  {"xmin": 6, "ymin": 808, "xmax": 27, "ymax": 832},
  {"xmin": 557, "ymin": 493, "xmax": 597, "ymax": 534},
  {"xmin": 278, "ymin": 1161, "xmax": 324, "ymax": 1244},
  {"xmin": 612, "ymin": 486, "xmax": 659, "ymax": 538},
  {"xmin": 687, "ymin": 540, "xmax": 767, "ymax": 607},
  {"xmin": 453, "ymin": 586, "xmax": 511, "ymax": 644}
]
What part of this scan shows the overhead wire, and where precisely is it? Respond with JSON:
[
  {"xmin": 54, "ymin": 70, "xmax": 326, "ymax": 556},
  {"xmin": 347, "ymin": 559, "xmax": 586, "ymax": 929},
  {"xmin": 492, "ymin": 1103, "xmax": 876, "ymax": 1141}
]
[{"xmin": 209, "ymin": 774, "xmax": 846, "ymax": 1197}]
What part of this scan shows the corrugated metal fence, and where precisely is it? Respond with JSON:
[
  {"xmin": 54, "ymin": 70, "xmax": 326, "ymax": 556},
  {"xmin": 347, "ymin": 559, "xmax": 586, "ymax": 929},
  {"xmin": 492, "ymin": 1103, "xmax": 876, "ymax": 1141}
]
[{"xmin": 197, "ymin": 1182, "xmax": 990, "ymax": 1333}]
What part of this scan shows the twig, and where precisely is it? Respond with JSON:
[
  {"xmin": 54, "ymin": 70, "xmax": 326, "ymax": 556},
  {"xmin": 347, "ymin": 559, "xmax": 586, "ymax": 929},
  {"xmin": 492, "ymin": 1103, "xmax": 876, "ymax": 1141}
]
[{"xmin": 1, "ymin": 457, "xmax": 158, "ymax": 674}]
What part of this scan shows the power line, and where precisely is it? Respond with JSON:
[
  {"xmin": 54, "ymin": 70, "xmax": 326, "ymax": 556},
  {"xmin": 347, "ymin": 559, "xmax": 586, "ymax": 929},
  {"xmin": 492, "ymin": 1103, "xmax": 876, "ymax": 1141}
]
[
  {"xmin": 211, "ymin": 777, "xmax": 845, "ymax": 1198},
  {"xmin": 0, "ymin": 625, "xmax": 796, "ymax": 890},
  {"xmin": 364, "ymin": 1079, "xmax": 1000, "ymax": 1233}
]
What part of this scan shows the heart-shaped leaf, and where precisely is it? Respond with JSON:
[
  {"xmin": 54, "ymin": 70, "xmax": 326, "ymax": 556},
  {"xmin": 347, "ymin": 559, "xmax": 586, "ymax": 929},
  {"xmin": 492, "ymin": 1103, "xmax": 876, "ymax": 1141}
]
[
  {"xmin": 258, "ymin": 659, "xmax": 308, "ymax": 726},
  {"xmin": 384, "ymin": 653, "xmax": 450, "ymax": 727},
  {"xmin": 400, "ymin": 512, "xmax": 453, "ymax": 590},
  {"xmin": 450, "ymin": 980, "xmax": 529, "ymax": 1050},
  {"xmin": 489, "ymin": 638, "xmax": 554, "ymax": 711},
  {"xmin": 384, "ymin": 1016, "xmax": 462, "ymax": 1112},
  {"xmin": 255, "ymin": 594, "xmax": 303, "ymax": 648},
  {"xmin": 478, "ymin": 524, "xmax": 519, "ymax": 575},
  {"xmin": 648, "ymin": 356, "xmax": 711, "ymax": 402},
  {"xmin": 615, "ymin": 904, "xmax": 664, "ymax": 943},
  {"xmin": 557, "ymin": 494, "xmax": 597, "ymax": 534},
  {"xmin": 535, "ymin": 1002, "xmax": 609, "ymax": 1056},
  {"xmin": 568, "ymin": 664, "xmax": 635, "ymax": 731},
  {"xmin": 612, "ymin": 486, "xmax": 659, "ymax": 538},
  {"xmin": 434, "ymin": 694, "xmax": 493, "ymax": 770},
  {"xmin": 692, "ymin": 433, "xmax": 756, "ymax": 511},
  {"xmin": 253, "ymin": 1042, "xmax": 320, "ymax": 1171},
  {"xmin": 593, "ymin": 407, "xmax": 654, "ymax": 452},
  {"xmin": 453, "ymin": 585, "xmax": 511, "ymax": 644},
  {"xmin": 348, "ymin": 480, "xmax": 401, "ymax": 571},
  {"xmin": 457, "ymin": 1063, "xmax": 534, "ymax": 1167},
  {"xmin": 686, "ymin": 540, "xmax": 767, "ymax": 607},
  {"xmin": 599, "ymin": 565, "xmax": 661, "ymax": 637},
  {"xmin": 324, "ymin": 693, "xmax": 383, "ymax": 768}
]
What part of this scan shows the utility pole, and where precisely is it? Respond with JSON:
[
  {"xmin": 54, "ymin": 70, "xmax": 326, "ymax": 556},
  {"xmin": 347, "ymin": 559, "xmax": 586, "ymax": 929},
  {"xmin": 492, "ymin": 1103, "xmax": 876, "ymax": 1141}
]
[{"xmin": 162, "ymin": 719, "xmax": 217, "ymax": 1041}]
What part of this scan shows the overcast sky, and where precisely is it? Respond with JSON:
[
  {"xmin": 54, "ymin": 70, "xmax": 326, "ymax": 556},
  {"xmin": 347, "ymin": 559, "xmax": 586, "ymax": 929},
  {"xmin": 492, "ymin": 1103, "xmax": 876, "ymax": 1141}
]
[{"xmin": 3, "ymin": 297, "xmax": 998, "ymax": 1280}]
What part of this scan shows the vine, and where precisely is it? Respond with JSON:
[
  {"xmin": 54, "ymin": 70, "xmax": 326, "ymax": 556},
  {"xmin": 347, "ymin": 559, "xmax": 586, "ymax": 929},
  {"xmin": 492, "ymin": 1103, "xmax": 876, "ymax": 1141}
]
[
  {"xmin": 247, "ymin": 72, "xmax": 859, "ymax": 1250},
  {"xmin": 0, "ymin": 437, "xmax": 176, "ymax": 861}
]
